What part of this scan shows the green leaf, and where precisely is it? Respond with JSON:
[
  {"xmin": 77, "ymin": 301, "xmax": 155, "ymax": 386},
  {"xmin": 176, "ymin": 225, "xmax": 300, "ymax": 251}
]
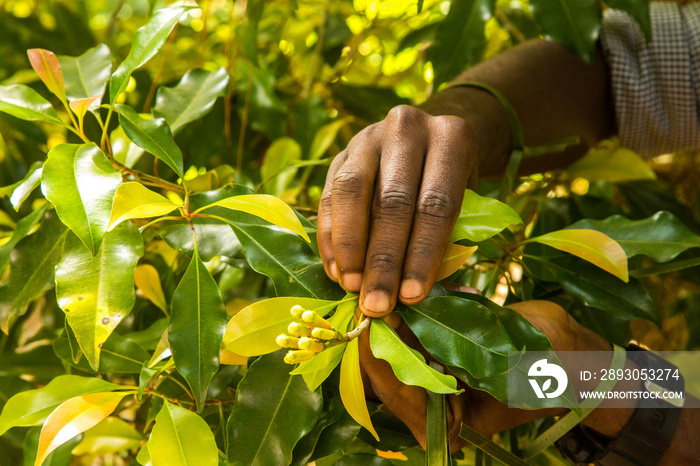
[
  {"xmin": 227, "ymin": 351, "xmax": 323, "ymax": 466},
  {"xmin": 309, "ymin": 117, "xmax": 352, "ymax": 161},
  {"xmin": 427, "ymin": 0, "xmax": 496, "ymax": 86},
  {"xmin": 260, "ymin": 138, "xmax": 301, "ymax": 196},
  {"xmin": 10, "ymin": 164, "xmax": 42, "ymax": 211},
  {"xmin": 116, "ymin": 104, "xmax": 184, "ymax": 177},
  {"xmin": 229, "ymin": 223, "xmax": 343, "ymax": 299},
  {"xmin": 0, "ymin": 84, "xmax": 63, "ymax": 124},
  {"xmin": 169, "ymin": 248, "xmax": 227, "ymax": 412},
  {"xmin": 435, "ymin": 244, "xmax": 477, "ymax": 281},
  {"xmin": 154, "ymin": 67, "xmax": 230, "ymax": 133},
  {"xmin": 0, "ymin": 214, "xmax": 67, "ymax": 333},
  {"xmin": 449, "ymin": 190, "xmax": 522, "ymax": 243},
  {"xmin": 565, "ymin": 142, "xmax": 656, "ymax": 182},
  {"xmin": 570, "ymin": 211, "xmax": 700, "ymax": 263},
  {"xmin": 530, "ymin": 0, "xmax": 601, "ymax": 62},
  {"xmin": 41, "ymin": 143, "xmax": 122, "ymax": 255},
  {"xmin": 109, "ymin": 6, "xmax": 193, "ymax": 103},
  {"xmin": 604, "ymin": 0, "xmax": 651, "ymax": 42},
  {"xmin": 197, "ymin": 194, "xmax": 310, "ymax": 242},
  {"xmin": 34, "ymin": 391, "xmax": 132, "ymax": 466},
  {"xmin": 23, "ymin": 426, "xmax": 82, "ymax": 466},
  {"xmin": 333, "ymin": 454, "xmax": 394, "ymax": 466},
  {"xmin": 71, "ymin": 416, "xmax": 142, "ymax": 456},
  {"xmin": 370, "ymin": 319, "xmax": 460, "ymax": 394},
  {"xmin": 0, "ymin": 204, "xmax": 48, "ymax": 275},
  {"xmin": 55, "ymin": 223, "xmax": 144, "ymax": 370},
  {"xmin": 0, "ymin": 375, "xmax": 123, "ymax": 436},
  {"xmin": 223, "ymin": 297, "xmax": 338, "ymax": 356},
  {"xmin": 107, "ymin": 182, "xmax": 178, "ymax": 231},
  {"xmin": 159, "ymin": 218, "xmax": 239, "ymax": 261},
  {"xmin": 340, "ymin": 337, "xmax": 379, "ymax": 441},
  {"xmin": 53, "ymin": 332, "xmax": 150, "ymax": 374},
  {"xmin": 398, "ymin": 296, "xmax": 517, "ymax": 378},
  {"xmin": 27, "ymin": 49, "xmax": 65, "ymax": 101},
  {"xmin": 148, "ymin": 401, "xmax": 218, "ymax": 466},
  {"xmin": 58, "ymin": 44, "xmax": 113, "ymax": 105},
  {"xmin": 426, "ymin": 371, "xmax": 450, "ymax": 466},
  {"xmin": 527, "ymin": 229, "xmax": 628, "ymax": 282}
]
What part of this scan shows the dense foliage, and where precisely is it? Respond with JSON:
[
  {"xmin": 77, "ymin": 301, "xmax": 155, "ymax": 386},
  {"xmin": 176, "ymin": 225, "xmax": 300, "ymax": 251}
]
[{"xmin": 1, "ymin": 1, "xmax": 699, "ymax": 465}]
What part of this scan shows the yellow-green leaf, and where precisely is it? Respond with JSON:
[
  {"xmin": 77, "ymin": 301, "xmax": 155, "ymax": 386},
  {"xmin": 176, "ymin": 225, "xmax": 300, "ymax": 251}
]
[
  {"xmin": 435, "ymin": 244, "xmax": 477, "ymax": 281},
  {"xmin": 134, "ymin": 264, "xmax": 168, "ymax": 313},
  {"xmin": 527, "ymin": 229, "xmax": 629, "ymax": 282},
  {"xmin": 108, "ymin": 182, "xmax": 177, "ymax": 230},
  {"xmin": 27, "ymin": 49, "xmax": 65, "ymax": 100},
  {"xmin": 72, "ymin": 416, "xmax": 142, "ymax": 456},
  {"xmin": 222, "ymin": 297, "xmax": 337, "ymax": 356},
  {"xmin": 565, "ymin": 140, "xmax": 656, "ymax": 182},
  {"xmin": 34, "ymin": 391, "xmax": 132, "ymax": 466},
  {"xmin": 339, "ymin": 336, "xmax": 379, "ymax": 441},
  {"xmin": 195, "ymin": 194, "xmax": 310, "ymax": 242},
  {"xmin": 70, "ymin": 96, "xmax": 100, "ymax": 128}
]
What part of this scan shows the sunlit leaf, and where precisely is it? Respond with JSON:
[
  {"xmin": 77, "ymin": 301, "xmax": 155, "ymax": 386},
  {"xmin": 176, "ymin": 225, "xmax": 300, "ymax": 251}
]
[
  {"xmin": 27, "ymin": 49, "xmax": 65, "ymax": 100},
  {"xmin": 56, "ymin": 224, "xmax": 144, "ymax": 370},
  {"xmin": 449, "ymin": 190, "xmax": 522, "ymax": 243},
  {"xmin": 0, "ymin": 84, "xmax": 63, "ymax": 124},
  {"xmin": 148, "ymin": 401, "xmax": 218, "ymax": 466},
  {"xmin": 154, "ymin": 67, "xmax": 230, "ymax": 133},
  {"xmin": 435, "ymin": 244, "xmax": 477, "ymax": 281},
  {"xmin": 10, "ymin": 164, "xmax": 42, "ymax": 211},
  {"xmin": 227, "ymin": 351, "xmax": 323, "ymax": 466},
  {"xmin": 58, "ymin": 44, "xmax": 112, "ymax": 106},
  {"xmin": 41, "ymin": 143, "xmax": 122, "ymax": 254},
  {"xmin": 23, "ymin": 426, "xmax": 82, "ymax": 466},
  {"xmin": 309, "ymin": 117, "xmax": 352, "ymax": 161},
  {"xmin": 527, "ymin": 229, "xmax": 628, "ymax": 282},
  {"xmin": 35, "ymin": 391, "xmax": 132, "ymax": 466},
  {"xmin": 197, "ymin": 194, "xmax": 310, "ymax": 242},
  {"xmin": 134, "ymin": 264, "xmax": 168, "ymax": 313},
  {"xmin": 169, "ymin": 248, "xmax": 227, "ymax": 412},
  {"xmin": 0, "ymin": 214, "xmax": 67, "ymax": 333},
  {"xmin": 565, "ymin": 142, "xmax": 656, "ymax": 182},
  {"xmin": 260, "ymin": 138, "xmax": 301, "ymax": 196},
  {"xmin": 0, "ymin": 204, "xmax": 47, "ymax": 274},
  {"xmin": 220, "ymin": 350, "xmax": 247, "ymax": 365},
  {"xmin": 0, "ymin": 376, "xmax": 123, "ymax": 436},
  {"xmin": 69, "ymin": 96, "xmax": 100, "ymax": 126},
  {"xmin": 223, "ymin": 297, "xmax": 338, "ymax": 356},
  {"xmin": 107, "ymin": 182, "xmax": 178, "ymax": 231},
  {"xmin": 109, "ymin": 6, "xmax": 193, "ymax": 103},
  {"xmin": 370, "ymin": 319, "xmax": 460, "ymax": 394},
  {"xmin": 72, "ymin": 416, "xmax": 142, "ymax": 456},
  {"xmin": 340, "ymin": 336, "xmax": 379, "ymax": 441}
]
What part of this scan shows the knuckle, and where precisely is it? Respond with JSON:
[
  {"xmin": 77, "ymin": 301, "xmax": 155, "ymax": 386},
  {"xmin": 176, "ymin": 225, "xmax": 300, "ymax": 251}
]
[
  {"xmin": 416, "ymin": 188, "xmax": 457, "ymax": 220},
  {"xmin": 369, "ymin": 252, "xmax": 400, "ymax": 271},
  {"xmin": 385, "ymin": 105, "xmax": 423, "ymax": 129},
  {"xmin": 377, "ymin": 183, "xmax": 414, "ymax": 213},
  {"xmin": 332, "ymin": 171, "xmax": 365, "ymax": 197}
]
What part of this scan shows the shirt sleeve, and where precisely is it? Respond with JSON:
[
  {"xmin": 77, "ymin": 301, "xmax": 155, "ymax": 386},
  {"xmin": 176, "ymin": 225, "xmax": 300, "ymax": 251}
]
[{"xmin": 600, "ymin": 2, "xmax": 700, "ymax": 157}]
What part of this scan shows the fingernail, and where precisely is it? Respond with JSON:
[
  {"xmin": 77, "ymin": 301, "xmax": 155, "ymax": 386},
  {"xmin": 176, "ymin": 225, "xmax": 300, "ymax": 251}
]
[
  {"xmin": 342, "ymin": 273, "xmax": 362, "ymax": 292},
  {"xmin": 329, "ymin": 261, "xmax": 338, "ymax": 281},
  {"xmin": 400, "ymin": 279, "xmax": 424, "ymax": 300},
  {"xmin": 363, "ymin": 290, "xmax": 391, "ymax": 315}
]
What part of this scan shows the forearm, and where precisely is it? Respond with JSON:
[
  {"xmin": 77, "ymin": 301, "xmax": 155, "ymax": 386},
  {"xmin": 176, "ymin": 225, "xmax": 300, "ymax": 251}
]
[{"xmin": 419, "ymin": 39, "xmax": 617, "ymax": 176}]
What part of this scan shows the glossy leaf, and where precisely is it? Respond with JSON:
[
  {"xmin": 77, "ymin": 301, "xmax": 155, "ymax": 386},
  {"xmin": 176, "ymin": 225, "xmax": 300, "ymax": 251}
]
[
  {"xmin": 27, "ymin": 49, "xmax": 65, "ymax": 100},
  {"xmin": 148, "ymin": 401, "xmax": 218, "ymax": 466},
  {"xmin": 0, "ymin": 376, "xmax": 123, "ymax": 435},
  {"xmin": 72, "ymin": 416, "xmax": 142, "ymax": 456},
  {"xmin": 260, "ymin": 138, "xmax": 301, "ymax": 196},
  {"xmin": 449, "ymin": 190, "xmax": 522, "ymax": 243},
  {"xmin": 109, "ymin": 6, "xmax": 192, "ymax": 103},
  {"xmin": 169, "ymin": 248, "xmax": 227, "ymax": 412},
  {"xmin": 0, "ymin": 206, "xmax": 47, "ymax": 275},
  {"xmin": 435, "ymin": 244, "xmax": 477, "ymax": 281},
  {"xmin": 198, "ymin": 194, "xmax": 310, "ymax": 242},
  {"xmin": 0, "ymin": 84, "xmax": 63, "ymax": 124},
  {"xmin": 0, "ymin": 214, "xmax": 67, "ymax": 333},
  {"xmin": 107, "ymin": 182, "xmax": 178, "ymax": 230},
  {"xmin": 41, "ymin": 143, "xmax": 122, "ymax": 254},
  {"xmin": 370, "ymin": 319, "xmax": 460, "ymax": 394},
  {"xmin": 116, "ymin": 104, "xmax": 184, "ymax": 177},
  {"xmin": 231, "ymin": 223, "xmax": 342, "ymax": 299},
  {"xmin": 23, "ymin": 426, "xmax": 82, "ymax": 466},
  {"xmin": 69, "ymin": 96, "xmax": 100, "ymax": 126},
  {"xmin": 309, "ymin": 117, "xmax": 352, "ymax": 161},
  {"xmin": 399, "ymin": 296, "xmax": 517, "ymax": 378},
  {"xmin": 55, "ymin": 224, "xmax": 144, "ymax": 370},
  {"xmin": 570, "ymin": 211, "xmax": 700, "ymax": 263},
  {"xmin": 565, "ymin": 142, "xmax": 656, "ymax": 182},
  {"xmin": 340, "ymin": 336, "xmax": 379, "ymax": 441},
  {"xmin": 35, "ymin": 391, "xmax": 132, "ymax": 466},
  {"xmin": 154, "ymin": 67, "xmax": 229, "ymax": 133},
  {"xmin": 58, "ymin": 44, "xmax": 112, "ymax": 105},
  {"xmin": 227, "ymin": 351, "xmax": 323, "ymax": 466},
  {"xmin": 427, "ymin": 0, "xmax": 496, "ymax": 86},
  {"xmin": 159, "ymin": 217, "xmax": 239, "ymax": 261},
  {"xmin": 223, "ymin": 297, "xmax": 338, "ymax": 356},
  {"xmin": 134, "ymin": 264, "xmax": 168, "ymax": 313},
  {"xmin": 527, "ymin": 229, "xmax": 629, "ymax": 282},
  {"xmin": 53, "ymin": 333, "xmax": 150, "ymax": 374},
  {"xmin": 530, "ymin": 0, "xmax": 601, "ymax": 62},
  {"xmin": 10, "ymin": 164, "xmax": 42, "ymax": 211}
]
